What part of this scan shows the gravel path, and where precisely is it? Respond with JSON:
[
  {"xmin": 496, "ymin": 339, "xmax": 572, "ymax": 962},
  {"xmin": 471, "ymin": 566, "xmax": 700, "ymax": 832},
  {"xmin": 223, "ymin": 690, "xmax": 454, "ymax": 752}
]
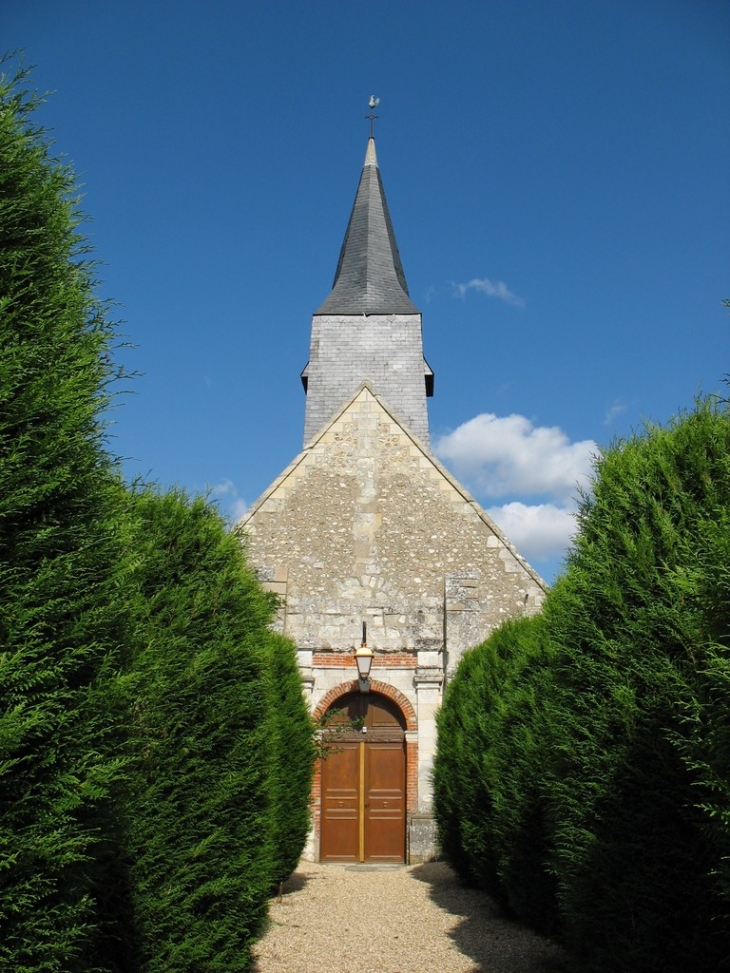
[{"xmin": 251, "ymin": 861, "xmax": 568, "ymax": 973}]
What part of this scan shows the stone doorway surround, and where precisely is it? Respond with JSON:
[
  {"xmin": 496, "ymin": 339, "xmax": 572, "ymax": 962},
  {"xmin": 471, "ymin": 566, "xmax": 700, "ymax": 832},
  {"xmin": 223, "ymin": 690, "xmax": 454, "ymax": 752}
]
[{"xmin": 309, "ymin": 678, "xmax": 437, "ymax": 862}]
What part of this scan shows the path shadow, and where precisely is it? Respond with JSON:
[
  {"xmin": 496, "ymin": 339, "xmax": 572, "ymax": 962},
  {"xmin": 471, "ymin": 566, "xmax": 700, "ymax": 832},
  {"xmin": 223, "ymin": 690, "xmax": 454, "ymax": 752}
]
[
  {"xmin": 410, "ymin": 862, "xmax": 569, "ymax": 973},
  {"xmin": 276, "ymin": 868, "xmax": 311, "ymax": 897},
  {"xmin": 249, "ymin": 870, "xmax": 313, "ymax": 973}
]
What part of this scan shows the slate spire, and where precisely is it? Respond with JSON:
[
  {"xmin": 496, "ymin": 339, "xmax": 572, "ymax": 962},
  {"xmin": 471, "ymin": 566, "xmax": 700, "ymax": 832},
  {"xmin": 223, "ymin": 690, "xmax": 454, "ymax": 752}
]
[
  {"xmin": 315, "ymin": 138, "xmax": 420, "ymax": 315},
  {"xmin": 302, "ymin": 133, "xmax": 433, "ymax": 447}
]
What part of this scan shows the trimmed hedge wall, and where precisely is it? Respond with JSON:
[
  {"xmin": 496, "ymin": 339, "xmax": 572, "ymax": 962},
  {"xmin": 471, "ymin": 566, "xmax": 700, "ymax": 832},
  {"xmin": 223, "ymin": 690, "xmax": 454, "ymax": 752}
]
[
  {"xmin": 545, "ymin": 399, "xmax": 730, "ymax": 972},
  {"xmin": 434, "ymin": 398, "xmax": 730, "ymax": 973},
  {"xmin": 1, "ymin": 60, "xmax": 315, "ymax": 971},
  {"xmin": 434, "ymin": 616, "xmax": 558, "ymax": 931},
  {"xmin": 119, "ymin": 486, "xmax": 313, "ymax": 973},
  {"xmin": 0, "ymin": 64, "xmax": 129, "ymax": 971},
  {"xmin": 262, "ymin": 631, "xmax": 315, "ymax": 888}
]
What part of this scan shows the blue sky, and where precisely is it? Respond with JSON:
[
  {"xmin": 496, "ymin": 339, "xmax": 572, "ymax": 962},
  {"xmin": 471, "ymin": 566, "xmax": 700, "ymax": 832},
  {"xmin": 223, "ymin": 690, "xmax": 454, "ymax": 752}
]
[{"xmin": 5, "ymin": 0, "xmax": 729, "ymax": 583}]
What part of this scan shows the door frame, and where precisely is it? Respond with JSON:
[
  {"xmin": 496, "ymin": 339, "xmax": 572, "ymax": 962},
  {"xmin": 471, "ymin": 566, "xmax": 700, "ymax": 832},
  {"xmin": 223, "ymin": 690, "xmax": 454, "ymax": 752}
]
[
  {"xmin": 316, "ymin": 683, "xmax": 416, "ymax": 863},
  {"xmin": 313, "ymin": 680, "xmax": 418, "ymax": 862}
]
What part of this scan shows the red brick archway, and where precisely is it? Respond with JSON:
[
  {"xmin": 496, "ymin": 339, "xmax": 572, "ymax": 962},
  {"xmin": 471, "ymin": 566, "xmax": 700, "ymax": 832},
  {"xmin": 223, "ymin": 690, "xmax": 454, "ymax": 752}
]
[{"xmin": 313, "ymin": 679, "xmax": 417, "ymax": 731}]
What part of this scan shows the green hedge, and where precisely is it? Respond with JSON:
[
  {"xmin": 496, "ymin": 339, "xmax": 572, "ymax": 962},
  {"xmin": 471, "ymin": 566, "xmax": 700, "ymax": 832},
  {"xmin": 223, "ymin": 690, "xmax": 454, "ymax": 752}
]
[
  {"xmin": 434, "ymin": 615, "xmax": 557, "ymax": 931},
  {"xmin": 0, "ymin": 62, "xmax": 128, "ymax": 971},
  {"xmin": 262, "ymin": 631, "xmax": 315, "ymax": 887},
  {"xmin": 434, "ymin": 629, "xmax": 503, "ymax": 892},
  {"xmin": 118, "ymin": 487, "xmax": 277, "ymax": 973},
  {"xmin": 434, "ymin": 398, "xmax": 730, "ymax": 973},
  {"xmin": 545, "ymin": 400, "xmax": 730, "ymax": 972},
  {"xmin": 0, "ymin": 59, "xmax": 316, "ymax": 970}
]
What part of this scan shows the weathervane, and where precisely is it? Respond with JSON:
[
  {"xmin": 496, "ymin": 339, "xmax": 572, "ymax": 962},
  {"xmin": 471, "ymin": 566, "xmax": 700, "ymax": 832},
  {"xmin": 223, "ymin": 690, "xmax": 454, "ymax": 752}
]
[{"xmin": 366, "ymin": 95, "xmax": 380, "ymax": 138}]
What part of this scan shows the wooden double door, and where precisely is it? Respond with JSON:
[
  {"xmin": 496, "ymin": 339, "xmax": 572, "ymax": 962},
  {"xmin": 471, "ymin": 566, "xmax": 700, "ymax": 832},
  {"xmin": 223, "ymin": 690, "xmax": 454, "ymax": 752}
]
[{"xmin": 320, "ymin": 692, "xmax": 406, "ymax": 863}]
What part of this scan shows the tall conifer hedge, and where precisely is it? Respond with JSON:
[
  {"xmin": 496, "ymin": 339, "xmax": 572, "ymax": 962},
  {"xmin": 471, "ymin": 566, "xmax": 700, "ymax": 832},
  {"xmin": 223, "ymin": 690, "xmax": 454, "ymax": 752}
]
[
  {"xmin": 0, "ymin": 58, "xmax": 321, "ymax": 970},
  {"xmin": 434, "ymin": 397, "xmax": 730, "ymax": 973},
  {"xmin": 262, "ymin": 632, "xmax": 315, "ymax": 887},
  {"xmin": 119, "ymin": 487, "xmax": 278, "ymax": 973},
  {"xmin": 0, "ymin": 62, "xmax": 128, "ymax": 970},
  {"xmin": 545, "ymin": 399, "xmax": 730, "ymax": 972},
  {"xmin": 433, "ymin": 615, "xmax": 557, "ymax": 931}
]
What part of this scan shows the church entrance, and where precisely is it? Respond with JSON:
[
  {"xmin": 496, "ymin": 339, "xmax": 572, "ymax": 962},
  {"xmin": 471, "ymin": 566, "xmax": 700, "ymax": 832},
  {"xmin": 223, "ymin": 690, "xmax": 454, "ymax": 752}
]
[{"xmin": 320, "ymin": 691, "xmax": 406, "ymax": 863}]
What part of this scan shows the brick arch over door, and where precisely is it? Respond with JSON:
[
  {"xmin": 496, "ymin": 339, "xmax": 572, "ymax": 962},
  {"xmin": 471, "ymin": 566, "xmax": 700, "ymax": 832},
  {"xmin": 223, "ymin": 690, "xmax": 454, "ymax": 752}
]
[{"xmin": 313, "ymin": 679, "xmax": 417, "ymax": 732}]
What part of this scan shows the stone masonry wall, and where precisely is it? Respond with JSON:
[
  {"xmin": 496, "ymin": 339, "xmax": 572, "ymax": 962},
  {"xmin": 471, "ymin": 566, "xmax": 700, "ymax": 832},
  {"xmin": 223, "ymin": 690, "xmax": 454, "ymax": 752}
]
[
  {"xmin": 241, "ymin": 386, "xmax": 546, "ymax": 855},
  {"xmin": 243, "ymin": 386, "xmax": 545, "ymax": 675}
]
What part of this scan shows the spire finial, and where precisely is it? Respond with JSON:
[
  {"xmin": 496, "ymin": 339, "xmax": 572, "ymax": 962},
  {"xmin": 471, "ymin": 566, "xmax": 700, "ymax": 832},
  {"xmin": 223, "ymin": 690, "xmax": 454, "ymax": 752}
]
[{"xmin": 366, "ymin": 95, "xmax": 380, "ymax": 138}]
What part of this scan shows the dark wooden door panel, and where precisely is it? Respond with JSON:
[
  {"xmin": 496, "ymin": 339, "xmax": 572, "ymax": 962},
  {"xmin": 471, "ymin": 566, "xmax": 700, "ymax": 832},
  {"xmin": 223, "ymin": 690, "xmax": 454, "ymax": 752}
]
[{"xmin": 320, "ymin": 693, "xmax": 406, "ymax": 863}]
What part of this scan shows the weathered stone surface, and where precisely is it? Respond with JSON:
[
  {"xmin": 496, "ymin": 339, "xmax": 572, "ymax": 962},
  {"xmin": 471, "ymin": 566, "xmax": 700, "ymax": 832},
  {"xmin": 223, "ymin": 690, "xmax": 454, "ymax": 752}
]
[
  {"xmin": 408, "ymin": 814, "xmax": 440, "ymax": 864},
  {"xmin": 240, "ymin": 385, "xmax": 546, "ymax": 858},
  {"xmin": 243, "ymin": 384, "xmax": 544, "ymax": 675}
]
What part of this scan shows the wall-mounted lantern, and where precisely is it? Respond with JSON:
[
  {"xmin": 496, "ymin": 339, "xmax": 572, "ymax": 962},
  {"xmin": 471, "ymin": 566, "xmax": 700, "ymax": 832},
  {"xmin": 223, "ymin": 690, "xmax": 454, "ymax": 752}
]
[{"xmin": 354, "ymin": 621, "xmax": 373, "ymax": 690}]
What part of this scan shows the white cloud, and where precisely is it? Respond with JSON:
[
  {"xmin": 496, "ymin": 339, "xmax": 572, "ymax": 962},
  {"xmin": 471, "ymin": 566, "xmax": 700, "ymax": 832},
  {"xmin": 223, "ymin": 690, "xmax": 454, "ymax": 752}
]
[
  {"xmin": 451, "ymin": 277, "xmax": 525, "ymax": 307},
  {"xmin": 486, "ymin": 501, "xmax": 577, "ymax": 562},
  {"xmin": 435, "ymin": 413, "xmax": 597, "ymax": 501},
  {"xmin": 435, "ymin": 413, "xmax": 599, "ymax": 575},
  {"xmin": 210, "ymin": 479, "xmax": 249, "ymax": 522}
]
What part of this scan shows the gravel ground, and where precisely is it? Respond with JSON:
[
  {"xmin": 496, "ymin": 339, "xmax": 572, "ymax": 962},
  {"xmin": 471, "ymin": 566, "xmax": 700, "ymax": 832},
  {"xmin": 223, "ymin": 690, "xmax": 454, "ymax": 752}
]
[{"xmin": 251, "ymin": 861, "xmax": 568, "ymax": 973}]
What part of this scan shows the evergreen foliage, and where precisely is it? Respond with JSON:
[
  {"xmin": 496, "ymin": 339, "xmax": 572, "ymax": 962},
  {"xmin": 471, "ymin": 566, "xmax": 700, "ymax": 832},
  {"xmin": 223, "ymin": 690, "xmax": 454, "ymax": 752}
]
[
  {"xmin": 545, "ymin": 399, "xmax": 730, "ymax": 972},
  {"xmin": 433, "ymin": 633, "xmax": 499, "ymax": 890},
  {"xmin": 0, "ymin": 57, "xmax": 316, "ymax": 971},
  {"xmin": 0, "ymin": 60, "xmax": 128, "ymax": 971},
  {"xmin": 119, "ymin": 486, "xmax": 277, "ymax": 973},
  {"xmin": 262, "ymin": 631, "xmax": 315, "ymax": 887},
  {"xmin": 433, "ymin": 616, "xmax": 557, "ymax": 930},
  {"xmin": 434, "ymin": 397, "xmax": 730, "ymax": 973}
]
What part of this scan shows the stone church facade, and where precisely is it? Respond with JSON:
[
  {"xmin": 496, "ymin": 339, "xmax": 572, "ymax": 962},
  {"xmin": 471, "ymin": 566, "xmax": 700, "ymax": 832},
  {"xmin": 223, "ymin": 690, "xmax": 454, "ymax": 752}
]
[{"xmin": 239, "ymin": 136, "xmax": 546, "ymax": 863}]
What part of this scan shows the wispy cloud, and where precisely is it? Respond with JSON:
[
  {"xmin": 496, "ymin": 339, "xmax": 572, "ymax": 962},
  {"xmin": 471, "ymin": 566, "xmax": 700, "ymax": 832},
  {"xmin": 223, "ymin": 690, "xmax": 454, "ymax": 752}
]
[
  {"xmin": 603, "ymin": 399, "xmax": 627, "ymax": 426},
  {"xmin": 210, "ymin": 479, "xmax": 249, "ymax": 522},
  {"xmin": 435, "ymin": 413, "xmax": 598, "ymax": 567},
  {"xmin": 423, "ymin": 284, "xmax": 437, "ymax": 304},
  {"xmin": 451, "ymin": 277, "xmax": 525, "ymax": 307}
]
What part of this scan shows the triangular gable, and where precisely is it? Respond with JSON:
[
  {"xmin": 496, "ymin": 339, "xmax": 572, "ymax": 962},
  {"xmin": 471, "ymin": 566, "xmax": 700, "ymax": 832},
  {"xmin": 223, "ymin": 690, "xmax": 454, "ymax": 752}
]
[{"xmin": 239, "ymin": 381, "xmax": 546, "ymax": 591}]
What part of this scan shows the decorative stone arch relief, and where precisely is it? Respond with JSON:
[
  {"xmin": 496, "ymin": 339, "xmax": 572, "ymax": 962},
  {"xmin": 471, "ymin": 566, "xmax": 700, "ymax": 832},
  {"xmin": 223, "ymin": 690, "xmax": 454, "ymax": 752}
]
[{"xmin": 313, "ymin": 679, "xmax": 417, "ymax": 732}]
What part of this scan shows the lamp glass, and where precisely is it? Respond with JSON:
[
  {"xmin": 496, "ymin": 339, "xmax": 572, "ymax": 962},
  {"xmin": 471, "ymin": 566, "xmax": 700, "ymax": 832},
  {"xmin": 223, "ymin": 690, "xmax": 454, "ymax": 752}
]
[{"xmin": 354, "ymin": 645, "xmax": 373, "ymax": 681}]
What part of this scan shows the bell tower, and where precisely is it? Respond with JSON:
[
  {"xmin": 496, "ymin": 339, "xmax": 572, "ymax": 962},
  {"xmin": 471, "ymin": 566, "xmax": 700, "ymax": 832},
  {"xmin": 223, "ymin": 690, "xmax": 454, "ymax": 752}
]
[{"xmin": 301, "ymin": 136, "xmax": 433, "ymax": 446}]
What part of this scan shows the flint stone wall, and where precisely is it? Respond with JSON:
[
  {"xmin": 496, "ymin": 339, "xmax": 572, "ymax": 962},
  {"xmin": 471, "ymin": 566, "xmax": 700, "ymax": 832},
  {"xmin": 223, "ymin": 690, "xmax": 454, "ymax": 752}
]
[{"xmin": 241, "ymin": 385, "xmax": 545, "ymax": 679}]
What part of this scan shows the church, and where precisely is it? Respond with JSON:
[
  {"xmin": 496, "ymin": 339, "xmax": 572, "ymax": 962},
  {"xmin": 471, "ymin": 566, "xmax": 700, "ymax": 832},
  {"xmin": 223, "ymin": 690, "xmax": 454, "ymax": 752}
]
[{"xmin": 239, "ymin": 129, "xmax": 546, "ymax": 864}]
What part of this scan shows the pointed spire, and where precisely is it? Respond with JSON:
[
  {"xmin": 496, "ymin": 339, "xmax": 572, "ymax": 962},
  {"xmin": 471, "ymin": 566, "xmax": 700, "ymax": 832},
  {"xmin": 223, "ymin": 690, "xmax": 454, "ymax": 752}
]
[
  {"xmin": 314, "ymin": 138, "xmax": 420, "ymax": 315},
  {"xmin": 364, "ymin": 136, "xmax": 378, "ymax": 168}
]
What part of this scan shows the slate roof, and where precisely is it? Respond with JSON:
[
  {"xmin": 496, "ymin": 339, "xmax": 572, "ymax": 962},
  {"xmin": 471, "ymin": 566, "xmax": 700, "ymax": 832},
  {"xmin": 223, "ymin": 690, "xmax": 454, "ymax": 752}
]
[{"xmin": 315, "ymin": 138, "xmax": 420, "ymax": 316}]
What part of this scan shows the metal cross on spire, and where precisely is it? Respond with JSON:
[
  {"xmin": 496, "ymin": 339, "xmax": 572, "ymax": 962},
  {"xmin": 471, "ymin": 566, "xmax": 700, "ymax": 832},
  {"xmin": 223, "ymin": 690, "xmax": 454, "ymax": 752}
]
[{"xmin": 366, "ymin": 95, "xmax": 380, "ymax": 138}]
